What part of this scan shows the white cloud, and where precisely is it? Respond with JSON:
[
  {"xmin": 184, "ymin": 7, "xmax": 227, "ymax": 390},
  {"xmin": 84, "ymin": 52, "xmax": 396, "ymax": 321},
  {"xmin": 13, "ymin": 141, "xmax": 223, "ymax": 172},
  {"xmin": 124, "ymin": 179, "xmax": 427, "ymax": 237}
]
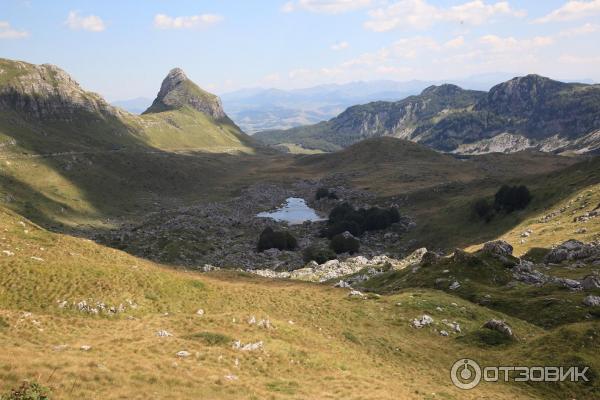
[
  {"xmin": 558, "ymin": 22, "xmax": 599, "ymax": 36},
  {"xmin": 0, "ymin": 21, "xmax": 29, "ymax": 39},
  {"xmin": 535, "ymin": 0, "xmax": 600, "ymax": 23},
  {"xmin": 282, "ymin": 0, "xmax": 373, "ymax": 14},
  {"xmin": 445, "ymin": 36, "xmax": 466, "ymax": 48},
  {"xmin": 364, "ymin": 0, "xmax": 526, "ymax": 31},
  {"xmin": 331, "ymin": 41, "xmax": 350, "ymax": 51},
  {"xmin": 479, "ymin": 34, "xmax": 554, "ymax": 52},
  {"xmin": 65, "ymin": 11, "xmax": 106, "ymax": 32},
  {"xmin": 154, "ymin": 13, "xmax": 223, "ymax": 30}
]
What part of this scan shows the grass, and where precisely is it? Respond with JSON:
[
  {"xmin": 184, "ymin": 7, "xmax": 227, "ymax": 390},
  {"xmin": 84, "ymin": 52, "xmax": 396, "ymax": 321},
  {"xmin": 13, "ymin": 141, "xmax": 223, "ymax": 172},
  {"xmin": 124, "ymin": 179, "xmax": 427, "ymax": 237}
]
[{"xmin": 1, "ymin": 205, "xmax": 586, "ymax": 399}]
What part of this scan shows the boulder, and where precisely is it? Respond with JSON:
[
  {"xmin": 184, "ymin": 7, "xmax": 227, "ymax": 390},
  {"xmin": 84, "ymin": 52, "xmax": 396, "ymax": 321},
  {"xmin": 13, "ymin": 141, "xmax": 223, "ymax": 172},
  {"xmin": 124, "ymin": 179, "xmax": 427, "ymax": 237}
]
[
  {"xmin": 583, "ymin": 295, "xmax": 600, "ymax": 307},
  {"xmin": 582, "ymin": 275, "xmax": 600, "ymax": 290},
  {"xmin": 483, "ymin": 319, "xmax": 513, "ymax": 337},
  {"xmin": 483, "ymin": 240, "xmax": 513, "ymax": 257},
  {"xmin": 449, "ymin": 281, "xmax": 461, "ymax": 290},
  {"xmin": 421, "ymin": 251, "xmax": 441, "ymax": 265}
]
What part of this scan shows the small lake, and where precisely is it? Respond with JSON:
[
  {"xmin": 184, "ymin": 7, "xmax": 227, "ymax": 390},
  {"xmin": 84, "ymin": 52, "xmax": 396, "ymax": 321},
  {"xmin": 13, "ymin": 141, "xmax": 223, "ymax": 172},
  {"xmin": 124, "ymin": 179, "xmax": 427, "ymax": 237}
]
[{"xmin": 257, "ymin": 197, "xmax": 326, "ymax": 225}]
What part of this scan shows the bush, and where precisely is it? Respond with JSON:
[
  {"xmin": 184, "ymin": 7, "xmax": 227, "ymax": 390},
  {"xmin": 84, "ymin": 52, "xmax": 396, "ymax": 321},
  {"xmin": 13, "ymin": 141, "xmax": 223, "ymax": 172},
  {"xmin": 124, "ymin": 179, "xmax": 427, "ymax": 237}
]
[
  {"xmin": 302, "ymin": 245, "xmax": 337, "ymax": 264},
  {"xmin": 330, "ymin": 233, "xmax": 360, "ymax": 254},
  {"xmin": 1, "ymin": 382, "xmax": 50, "ymax": 400},
  {"xmin": 494, "ymin": 185, "xmax": 532, "ymax": 213},
  {"xmin": 325, "ymin": 203, "xmax": 399, "ymax": 237},
  {"xmin": 322, "ymin": 220, "xmax": 363, "ymax": 239},
  {"xmin": 473, "ymin": 198, "xmax": 495, "ymax": 222},
  {"xmin": 257, "ymin": 227, "xmax": 297, "ymax": 252}
]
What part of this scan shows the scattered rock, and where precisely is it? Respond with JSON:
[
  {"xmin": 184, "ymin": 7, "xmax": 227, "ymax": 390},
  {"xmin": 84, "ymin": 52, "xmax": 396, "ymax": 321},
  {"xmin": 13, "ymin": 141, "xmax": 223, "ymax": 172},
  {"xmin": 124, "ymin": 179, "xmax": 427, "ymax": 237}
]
[
  {"xmin": 483, "ymin": 319, "xmax": 513, "ymax": 337},
  {"xmin": 176, "ymin": 351, "xmax": 191, "ymax": 358},
  {"xmin": 583, "ymin": 295, "xmax": 600, "ymax": 307},
  {"xmin": 449, "ymin": 281, "xmax": 461, "ymax": 290},
  {"xmin": 196, "ymin": 309, "xmax": 205, "ymax": 316},
  {"xmin": 348, "ymin": 290, "xmax": 366, "ymax": 298},
  {"xmin": 232, "ymin": 340, "xmax": 263, "ymax": 351},
  {"xmin": 156, "ymin": 330, "xmax": 173, "ymax": 337},
  {"xmin": 483, "ymin": 240, "xmax": 513, "ymax": 257},
  {"xmin": 80, "ymin": 345, "xmax": 92, "ymax": 351},
  {"xmin": 582, "ymin": 275, "xmax": 600, "ymax": 290},
  {"xmin": 440, "ymin": 330, "xmax": 449, "ymax": 336},
  {"xmin": 411, "ymin": 315, "xmax": 434, "ymax": 328}
]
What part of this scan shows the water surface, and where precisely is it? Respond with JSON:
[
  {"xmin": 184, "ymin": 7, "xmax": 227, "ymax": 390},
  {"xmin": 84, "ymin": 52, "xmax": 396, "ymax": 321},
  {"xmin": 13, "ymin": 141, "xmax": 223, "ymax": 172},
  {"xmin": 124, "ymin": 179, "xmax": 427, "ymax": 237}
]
[{"xmin": 257, "ymin": 197, "xmax": 325, "ymax": 225}]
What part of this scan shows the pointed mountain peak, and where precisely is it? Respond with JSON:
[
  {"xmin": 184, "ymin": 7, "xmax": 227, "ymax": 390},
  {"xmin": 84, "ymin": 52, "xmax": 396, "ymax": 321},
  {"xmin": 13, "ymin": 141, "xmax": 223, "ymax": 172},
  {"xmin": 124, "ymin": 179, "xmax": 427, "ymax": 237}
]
[{"xmin": 143, "ymin": 68, "xmax": 226, "ymax": 120}]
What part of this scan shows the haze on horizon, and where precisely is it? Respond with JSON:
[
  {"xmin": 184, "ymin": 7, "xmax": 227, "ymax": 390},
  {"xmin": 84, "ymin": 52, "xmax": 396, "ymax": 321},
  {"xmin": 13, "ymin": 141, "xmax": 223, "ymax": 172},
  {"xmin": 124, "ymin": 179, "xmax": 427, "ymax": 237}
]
[{"xmin": 1, "ymin": 0, "xmax": 599, "ymax": 101}]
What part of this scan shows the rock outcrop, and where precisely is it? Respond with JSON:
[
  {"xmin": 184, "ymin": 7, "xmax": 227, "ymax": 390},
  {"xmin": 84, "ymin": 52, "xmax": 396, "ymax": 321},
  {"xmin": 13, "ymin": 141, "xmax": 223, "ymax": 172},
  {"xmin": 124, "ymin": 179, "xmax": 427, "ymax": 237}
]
[
  {"xmin": 0, "ymin": 59, "xmax": 120, "ymax": 120},
  {"xmin": 143, "ymin": 68, "xmax": 227, "ymax": 120}
]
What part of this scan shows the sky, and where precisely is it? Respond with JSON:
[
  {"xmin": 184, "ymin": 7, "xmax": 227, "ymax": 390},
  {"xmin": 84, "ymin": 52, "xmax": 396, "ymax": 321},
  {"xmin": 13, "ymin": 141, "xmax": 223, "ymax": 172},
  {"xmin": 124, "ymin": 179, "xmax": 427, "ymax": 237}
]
[{"xmin": 1, "ymin": 0, "xmax": 599, "ymax": 100}]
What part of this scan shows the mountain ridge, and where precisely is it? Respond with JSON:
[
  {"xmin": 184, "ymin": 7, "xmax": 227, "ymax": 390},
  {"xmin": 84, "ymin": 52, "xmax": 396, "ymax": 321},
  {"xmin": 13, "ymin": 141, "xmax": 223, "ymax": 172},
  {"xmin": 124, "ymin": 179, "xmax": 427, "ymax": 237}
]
[{"xmin": 254, "ymin": 74, "xmax": 600, "ymax": 155}]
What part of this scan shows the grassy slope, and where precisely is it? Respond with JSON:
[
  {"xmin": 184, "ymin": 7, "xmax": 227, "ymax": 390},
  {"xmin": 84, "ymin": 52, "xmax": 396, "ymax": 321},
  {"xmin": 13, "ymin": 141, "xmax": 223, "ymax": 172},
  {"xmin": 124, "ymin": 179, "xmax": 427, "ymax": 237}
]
[{"xmin": 0, "ymin": 206, "xmax": 554, "ymax": 400}]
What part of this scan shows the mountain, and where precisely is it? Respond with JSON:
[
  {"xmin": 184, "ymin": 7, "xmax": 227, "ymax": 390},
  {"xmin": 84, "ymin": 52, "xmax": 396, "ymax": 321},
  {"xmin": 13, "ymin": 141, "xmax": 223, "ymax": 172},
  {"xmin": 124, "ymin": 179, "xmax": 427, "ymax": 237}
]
[
  {"xmin": 221, "ymin": 80, "xmax": 434, "ymax": 133},
  {"xmin": 144, "ymin": 68, "xmax": 227, "ymax": 120},
  {"xmin": 0, "ymin": 58, "xmax": 254, "ymax": 154},
  {"xmin": 255, "ymin": 75, "xmax": 600, "ymax": 155},
  {"xmin": 218, "ymin": 75, "xmax": 544, "ymax": 134}
]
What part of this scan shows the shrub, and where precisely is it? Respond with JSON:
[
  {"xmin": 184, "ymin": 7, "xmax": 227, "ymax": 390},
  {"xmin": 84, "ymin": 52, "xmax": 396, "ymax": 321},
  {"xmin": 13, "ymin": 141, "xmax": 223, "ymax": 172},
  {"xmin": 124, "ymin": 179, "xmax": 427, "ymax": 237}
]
[
  {"xmin": 494, "ymin": 185, "xmax": 532, "ymax": 213},
  {"xmin": 1, "ymin": 382, "xmax": 51, "ymax": 400},
  {"xmin": 330, "ymin": 233, "xmax": 360, "ymax": 254},
  {"xmin": 322, "ymin": 220, "xmax": 363, "ymax": 239},
  {"xmin": 325, "ymin": 203, "xmax": 400, "ymax": 237},
  {"xmin": 257, "ymin": 227, "xmax": 297, "ymax": 252},
  {"xmin": 185, "ymin": 332, "xmax": 232, "ymax": 346},
  {"xmin": 473, "ymin": 198, "xmax": 495, "ymax": 222},
  {"xmin": 303, "ymin": 245, "xmax": 336, "ymax": 264}
]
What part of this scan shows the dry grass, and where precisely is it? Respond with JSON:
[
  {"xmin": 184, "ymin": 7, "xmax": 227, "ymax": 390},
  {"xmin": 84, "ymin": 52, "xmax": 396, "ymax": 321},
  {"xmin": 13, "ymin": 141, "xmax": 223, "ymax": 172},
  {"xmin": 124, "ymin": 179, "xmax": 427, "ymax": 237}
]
[{"xmin": 0, "ymin": 206, "xmax": 553, "ymax": 400}]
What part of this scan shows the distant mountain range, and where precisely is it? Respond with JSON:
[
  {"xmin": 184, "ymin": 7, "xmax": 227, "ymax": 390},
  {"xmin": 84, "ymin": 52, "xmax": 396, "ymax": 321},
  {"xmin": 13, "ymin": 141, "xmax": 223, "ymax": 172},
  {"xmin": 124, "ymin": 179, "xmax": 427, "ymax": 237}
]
[
  {"xmin": 217, "ymin": 74, "xmax": 532, "ymax": 133},
  {"xmin": 254, "ymin": 75, "xmax": 600, "ymax": 155}
]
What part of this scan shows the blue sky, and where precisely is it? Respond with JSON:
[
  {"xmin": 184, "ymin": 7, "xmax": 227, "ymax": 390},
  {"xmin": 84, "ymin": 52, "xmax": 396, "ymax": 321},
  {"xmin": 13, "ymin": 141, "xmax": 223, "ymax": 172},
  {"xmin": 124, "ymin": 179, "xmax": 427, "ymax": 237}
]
[{"xmin": 1, "ymin": 0, "xmax": 599, "ymax": 100}]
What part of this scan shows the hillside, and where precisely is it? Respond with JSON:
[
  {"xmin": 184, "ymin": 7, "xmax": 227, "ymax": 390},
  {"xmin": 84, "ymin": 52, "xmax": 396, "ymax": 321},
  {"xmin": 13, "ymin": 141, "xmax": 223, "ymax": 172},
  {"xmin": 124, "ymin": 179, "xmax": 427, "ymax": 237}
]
[
  {"xmin": 255, "ymin": 75, "xmax": 600, "ymax": 155},
  {"xmin": 2, "ymin": 204, "xmax": 599, "ymax": 400}
]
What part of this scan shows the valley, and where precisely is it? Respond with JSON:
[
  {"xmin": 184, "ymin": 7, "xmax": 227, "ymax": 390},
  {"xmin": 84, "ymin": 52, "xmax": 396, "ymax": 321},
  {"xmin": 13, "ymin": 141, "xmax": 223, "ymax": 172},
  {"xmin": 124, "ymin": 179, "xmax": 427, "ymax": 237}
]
[{"xmin": 0, "ymin": 57, "xmax": 599, "ymax": 400}]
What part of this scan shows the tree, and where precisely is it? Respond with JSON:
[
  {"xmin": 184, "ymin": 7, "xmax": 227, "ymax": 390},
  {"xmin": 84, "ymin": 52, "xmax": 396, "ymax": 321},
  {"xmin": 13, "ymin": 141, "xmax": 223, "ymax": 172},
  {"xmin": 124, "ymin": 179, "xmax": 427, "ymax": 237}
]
[
  {"xmin": 494, "ymin": 185, "xmax": 532, "ymax": 213},
  {"xmin": 303, "ymin": 245, "xmax": 337, "ymax": 264},
  {"xmin": 257, "ymin": 227, "xmax": 297, "ymax": 252},
  {"xmin": 330, "ymin": 233, "xmax": 360, "ymax": 254}
]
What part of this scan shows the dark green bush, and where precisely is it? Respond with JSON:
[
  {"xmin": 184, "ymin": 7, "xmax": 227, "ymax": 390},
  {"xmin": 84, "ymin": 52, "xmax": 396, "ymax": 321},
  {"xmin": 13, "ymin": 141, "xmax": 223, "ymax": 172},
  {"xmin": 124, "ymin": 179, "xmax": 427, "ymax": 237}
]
[
  {"xmin": 1, "ymin": 382, "xmax": 51, "ymax": 400},
  {"xmin": 324, "ymin": 203, "xmax": 400, "ymax": 238},
  {"xmin": 257, "ymin": 227, "xmax": 298, "ymax": 252},
  {"xmin": 302, "ymin": 245, "xmax": 337, "ymax": 264},
  {"xmin": 494, "ymin": 185, "xmax": 532, "ymax": 213},
  {"xmin": 330, "ymin": 233, "xmax": 360, "ymax": 254}
]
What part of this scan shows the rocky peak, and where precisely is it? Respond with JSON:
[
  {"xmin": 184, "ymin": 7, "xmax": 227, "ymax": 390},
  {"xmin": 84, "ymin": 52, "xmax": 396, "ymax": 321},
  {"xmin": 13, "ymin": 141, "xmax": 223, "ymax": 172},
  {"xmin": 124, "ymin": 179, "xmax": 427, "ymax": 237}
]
[
  {"xmin": 476, "ymin": 74, "xmax": 567, "ymax": 115},
  {"xmin": 0, "ymin": 59, "xmax": 120, "ymax": 120},
  {"xmin": 421, "ymin": 84, "xmax": 464, "ymax": 97},
  {"xmin": 143, "ymin": 67, "xmax": 227, "ymax": 120}
]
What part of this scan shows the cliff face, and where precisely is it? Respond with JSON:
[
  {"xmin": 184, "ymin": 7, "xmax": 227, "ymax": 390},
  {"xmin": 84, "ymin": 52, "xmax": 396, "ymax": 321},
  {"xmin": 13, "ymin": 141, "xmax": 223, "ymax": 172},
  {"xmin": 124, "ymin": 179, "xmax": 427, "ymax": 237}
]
[
  {"xmin": 0, "ymin": 59, "xmax": 121, "ymax": 120},
  {"xmin": 143, "ymin": 68, "xmax": 227, "ymax": 120}
]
